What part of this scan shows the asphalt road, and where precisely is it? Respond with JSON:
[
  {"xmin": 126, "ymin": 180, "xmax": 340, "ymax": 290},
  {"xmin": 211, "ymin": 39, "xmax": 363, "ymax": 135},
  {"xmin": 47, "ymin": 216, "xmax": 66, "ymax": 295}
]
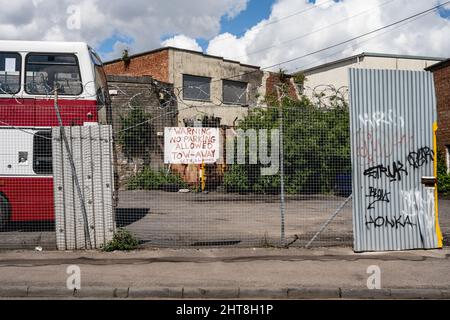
[{"xmin": 118, "ymin": 190, "xmax": 450, "ymax": 248}]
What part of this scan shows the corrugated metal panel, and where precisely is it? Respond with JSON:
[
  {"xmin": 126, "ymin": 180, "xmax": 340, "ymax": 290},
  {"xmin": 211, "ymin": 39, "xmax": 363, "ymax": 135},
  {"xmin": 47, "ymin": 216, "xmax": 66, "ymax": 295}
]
[
  {"xmin": 53, "ymin": 125, "xmax": 115, "ymax": 250},
  {"xmin": 349, "ymin": 68, "xmax": 443, "ymax": 252}
]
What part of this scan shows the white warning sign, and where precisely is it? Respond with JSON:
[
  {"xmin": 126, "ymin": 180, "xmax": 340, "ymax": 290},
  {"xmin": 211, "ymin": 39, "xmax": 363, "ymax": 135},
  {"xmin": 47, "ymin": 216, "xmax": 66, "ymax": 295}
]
[{"xmin": 164, "ymin": 127, "xmax": 220, "ymax": 164}]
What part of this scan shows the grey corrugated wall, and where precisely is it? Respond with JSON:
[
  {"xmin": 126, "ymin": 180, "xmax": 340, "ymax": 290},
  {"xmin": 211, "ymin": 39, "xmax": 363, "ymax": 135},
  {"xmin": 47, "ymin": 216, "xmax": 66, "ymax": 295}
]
[
  {"xmin": 349, "ymin": 68, "xmax": 443, "ymax": 252},
  {"xmin": 53, "ymin": 125, "xmax": 116, "ymax": 250}
]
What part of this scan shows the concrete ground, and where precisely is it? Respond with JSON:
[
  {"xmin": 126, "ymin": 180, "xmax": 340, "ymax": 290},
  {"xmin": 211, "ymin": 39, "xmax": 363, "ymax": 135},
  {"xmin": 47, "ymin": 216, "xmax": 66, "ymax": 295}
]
[
  {"xmin": 119, "ymin": 191, "xmax": 450, "ymax": 248},
  {"xmin": 0, "ymin": 191, "xmax": 449, "ymax": 249},
  {"xmin": 118, "ymin": 191, "xmax": 355, "ymax": 247},
  {"xmin": 0, "ymin": 247, "xmax": 449, "ymax": 299}
]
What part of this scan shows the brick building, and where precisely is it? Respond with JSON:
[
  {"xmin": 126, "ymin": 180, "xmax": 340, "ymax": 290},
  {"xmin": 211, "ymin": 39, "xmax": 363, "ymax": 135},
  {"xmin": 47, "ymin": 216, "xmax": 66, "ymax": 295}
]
[
  {"xmin": 104, "ymin": 47, "xmax": 299, "ymax": 127},
  {"xmin": 426, "ymin": 59, "xmax": 450, "ymax": 171}
]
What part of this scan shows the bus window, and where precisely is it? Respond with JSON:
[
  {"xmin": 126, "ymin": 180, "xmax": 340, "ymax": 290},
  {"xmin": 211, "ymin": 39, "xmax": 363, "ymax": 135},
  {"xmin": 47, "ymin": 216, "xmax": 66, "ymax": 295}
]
[
  {"xmin": 25, "ymin": 54, "xmax": 83, "ymax": 96},
  {"xmin": 89, "ymin": 48, "xmax": 110, "ymax": 107},
  {"xmin": 0, "ymin": 52, "xmax": 21, "ymax": 95},
  {"xmin": 33, "ymin": 131, "xmax": 52, "ymax": 175}
]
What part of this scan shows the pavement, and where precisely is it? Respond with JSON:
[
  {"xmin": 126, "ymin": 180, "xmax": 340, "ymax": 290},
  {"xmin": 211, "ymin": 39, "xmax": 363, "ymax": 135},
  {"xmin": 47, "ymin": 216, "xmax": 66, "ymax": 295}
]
[{"xmin": 0, "ymin": 247, "xmax": 449, "ymax": 299}]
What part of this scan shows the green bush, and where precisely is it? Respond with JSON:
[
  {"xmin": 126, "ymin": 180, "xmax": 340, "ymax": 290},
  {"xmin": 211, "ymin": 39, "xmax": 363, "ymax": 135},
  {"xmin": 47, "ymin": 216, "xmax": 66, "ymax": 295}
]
[
  {"xmin": 223, "ymin": 165, "xmax": 250, "ymax": 193},
  {"xmin": 102, "ymin": 228, "xmax": 139, "ymax": 252},
  {"xmin": 118, "ymin": 106, "xmax": 155, "ymax": 162},
  {"xmin": 128, "ymin": 167, "xmax": 188, "ymax": 191},
  {"xmin": 223, "ymin": 95, "xmax": 351, "ymax": 195},
  {"xmin": 437, "ymin": 151, "xmax": 450, "ymax": 195}
]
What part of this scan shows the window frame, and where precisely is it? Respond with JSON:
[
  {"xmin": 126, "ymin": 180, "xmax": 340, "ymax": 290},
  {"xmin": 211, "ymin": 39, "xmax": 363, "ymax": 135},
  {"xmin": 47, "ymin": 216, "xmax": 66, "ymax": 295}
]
[
  {"xmin": 182, "ymin": 74, "xmax": 212, "ymax": 102},
  {"xmin": 32, "ymin": 130, "xmax": 53, "ymax": 175},
  {"xmin": 24, "ymin": 52, "xmax": 84, "ymax": 96},
  {"xmin": 222, "ymin": 79, "xmax": 248, "ymax": 106},
  {"xmin": 89, "ymin": 48, "xmax": 110, "ymax": 106},
  {"xmin": 0, "ymin": 51, "xmax": 22, "ymax": 95}
]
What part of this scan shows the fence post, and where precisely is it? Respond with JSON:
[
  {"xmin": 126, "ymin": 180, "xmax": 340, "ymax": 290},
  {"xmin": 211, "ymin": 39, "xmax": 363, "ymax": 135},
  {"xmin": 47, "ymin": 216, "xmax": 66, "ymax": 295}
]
[{"xmin": 276, "ymin": 85, "xmax": 286, "ymax": 246}]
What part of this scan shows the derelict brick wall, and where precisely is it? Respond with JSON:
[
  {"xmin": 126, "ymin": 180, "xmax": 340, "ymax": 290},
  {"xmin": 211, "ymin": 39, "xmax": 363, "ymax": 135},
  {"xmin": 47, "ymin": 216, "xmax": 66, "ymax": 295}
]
[
  {"xmin": 432, "ymin": 64, "xmax": 450, "ymax": 153},
  {"xmin": 107, "ymin": 75, "xmax": 177, "ymax": 189},
  {"xmin": 104, "ymin": 50, "xmax": 170, "ymax": 83},
  {"xmin": 265, "ymin": 72, "xmax": 299, "ymax": 101}
]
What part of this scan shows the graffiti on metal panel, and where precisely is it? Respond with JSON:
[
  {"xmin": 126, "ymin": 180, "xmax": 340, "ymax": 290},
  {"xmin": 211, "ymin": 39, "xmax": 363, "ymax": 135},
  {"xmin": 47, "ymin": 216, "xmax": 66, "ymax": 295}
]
[
  {"xmin": 407, "ymin": 147, "xmax": 434, "ymax": 170},
  {"xmin": 365, "ymin": 187, "xmax": 390, "ymax": 210},
  {"xmin": 356, "ymin": 128, "xmax": 414, "ymax": 166},
  {"xmin": 363, "ymin": 161, "xmax": 408, "ymax": 182},
  {"xmin": 365, "ymin": 215, "xmax": 415, "ymax": 229},
  {"xmin": 400, "ymin": 188, "xmax": 435, "ymax": 232},
  {"xmin": 358, "ymin": 111, "xmax": 435, "ymax": 231},
  {"xmin": 359, "ymin": 110, "xmax": 405, "ymax": 128}
]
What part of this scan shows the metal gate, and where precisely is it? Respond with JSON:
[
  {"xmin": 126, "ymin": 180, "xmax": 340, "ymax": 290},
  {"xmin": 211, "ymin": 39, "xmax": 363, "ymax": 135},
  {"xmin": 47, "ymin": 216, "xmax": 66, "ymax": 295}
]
[{"xmin": 349, "ymin": 68, "xmax": 443, "ymax": 251}]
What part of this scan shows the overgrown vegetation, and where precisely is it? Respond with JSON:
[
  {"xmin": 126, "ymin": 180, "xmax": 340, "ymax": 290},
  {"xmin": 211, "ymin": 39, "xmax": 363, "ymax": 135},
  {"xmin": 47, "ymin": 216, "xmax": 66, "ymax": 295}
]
[
  {"xmin": 437, "ymin": 150, "xmax": 450, "ymax": 195},
  {"xmin": 127, "ymin": 167, "xmax": 188, "ymax": 191},
  {"xmin": 118, "ymin": 106, "xmax": 155, "ymax": 164},
  {"xmin": 122, "ymin": 49, "xmax": 131, "ymax": 68},
  {"xmin": 102, "ymin": 228, "xmax": 139, "ymax": 252},
  {"xmin": 224, "ymin": 91, "xmax": 351, "ymax": 195}
]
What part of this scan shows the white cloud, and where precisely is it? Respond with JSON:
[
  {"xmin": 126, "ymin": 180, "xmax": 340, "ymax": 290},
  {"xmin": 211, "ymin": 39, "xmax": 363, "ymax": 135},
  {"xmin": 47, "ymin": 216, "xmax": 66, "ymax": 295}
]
[
  {"xmin": 161, "ymin": 34, "xmax": 202, "ymax": 52},
  {"xmin": 206, "ymin": 0, "xmax": 450, "ymax": 71},
  {"xmin": 0, "ymin": 0, "xmax": 249, "ymax": 60},
  {"xmin": 2, "ymin": 0, "xmax": 448, "ymax": 69}
]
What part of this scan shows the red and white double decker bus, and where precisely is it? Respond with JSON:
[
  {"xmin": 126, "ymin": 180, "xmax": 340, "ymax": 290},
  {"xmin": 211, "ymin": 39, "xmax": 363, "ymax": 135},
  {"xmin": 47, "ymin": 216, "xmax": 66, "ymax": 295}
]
[{"xmin": 0, "ymin": 41, "xmax": 111, "ymax": 228}]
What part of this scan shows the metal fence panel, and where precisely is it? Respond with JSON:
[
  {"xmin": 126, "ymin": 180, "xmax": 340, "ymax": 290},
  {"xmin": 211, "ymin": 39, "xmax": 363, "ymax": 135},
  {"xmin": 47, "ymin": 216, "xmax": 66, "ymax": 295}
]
[
  {"xmin": 53, "ymin": 125, "xmax": 115, "ymax": 250},
  {"xmin": 349, "ymin": 68, "xmax": 443, "ymax": 252}
]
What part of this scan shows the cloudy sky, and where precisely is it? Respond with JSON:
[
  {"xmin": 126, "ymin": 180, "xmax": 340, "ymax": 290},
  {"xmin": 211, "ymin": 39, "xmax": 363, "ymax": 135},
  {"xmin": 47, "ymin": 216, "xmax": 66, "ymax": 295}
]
[{"xmin": 1, "ymin": 0, "xmax": 449, "ymax": 71}]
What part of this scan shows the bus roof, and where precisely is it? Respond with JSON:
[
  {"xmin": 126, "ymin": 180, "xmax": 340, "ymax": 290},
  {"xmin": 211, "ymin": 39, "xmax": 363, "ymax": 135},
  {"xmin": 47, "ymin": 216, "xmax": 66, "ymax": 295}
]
[{"xmin": 0, "ymin": 40, "xmax": 90, "ymax": 54}]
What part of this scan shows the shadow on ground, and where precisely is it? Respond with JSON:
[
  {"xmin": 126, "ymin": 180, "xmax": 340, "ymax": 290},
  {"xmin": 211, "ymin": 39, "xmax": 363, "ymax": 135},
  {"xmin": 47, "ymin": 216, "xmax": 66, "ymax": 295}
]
[
  {"xmin": 115, "ymin": 208, "xmax": 150, "ymax": 227},
  {"xmin": 2, "ymin": 221, "xmax": 55, "ymax": 232}
]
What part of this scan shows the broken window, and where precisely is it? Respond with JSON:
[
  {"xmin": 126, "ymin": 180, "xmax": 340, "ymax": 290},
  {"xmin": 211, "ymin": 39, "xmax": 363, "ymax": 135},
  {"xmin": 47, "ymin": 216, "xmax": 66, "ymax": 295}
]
[
  {"xmin": 223, "ymin": 80, "xmax": 247, "ymax": 105},
  {"xmin": 183, "ymin": 75, "xmax": 211, "ymax": 101}
]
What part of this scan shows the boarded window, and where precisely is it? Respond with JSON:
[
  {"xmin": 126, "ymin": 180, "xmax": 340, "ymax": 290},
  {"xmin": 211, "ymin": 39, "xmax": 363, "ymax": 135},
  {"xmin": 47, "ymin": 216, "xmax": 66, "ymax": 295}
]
[
  {"xmin": 0, "ymin": 52, "xmax": 22, "ymax": 94},
  {"xmin": 183, "ymin": 75, "xmax": 211, "ymax": 101},
  {"xmin": 223, "ymin": 80, "xmax": 247, "ymax": 105}
]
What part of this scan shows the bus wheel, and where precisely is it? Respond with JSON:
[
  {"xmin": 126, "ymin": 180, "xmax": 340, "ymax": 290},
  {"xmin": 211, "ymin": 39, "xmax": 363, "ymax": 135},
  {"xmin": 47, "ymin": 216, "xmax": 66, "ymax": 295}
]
[{"xmin": 0, "ymin": 194, "xmax": 10, "ymax": 230}]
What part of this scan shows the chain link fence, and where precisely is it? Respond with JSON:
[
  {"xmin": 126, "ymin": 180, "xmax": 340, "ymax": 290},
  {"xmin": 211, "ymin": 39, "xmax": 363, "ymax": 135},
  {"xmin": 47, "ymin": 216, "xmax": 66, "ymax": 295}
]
[
  {"xmin": 0, "ymin": 94, "xmax": 448, "ymax": 250},
  {"xmin": 115, "ymin": 100, "xmax": 353, "ymax": 248}
]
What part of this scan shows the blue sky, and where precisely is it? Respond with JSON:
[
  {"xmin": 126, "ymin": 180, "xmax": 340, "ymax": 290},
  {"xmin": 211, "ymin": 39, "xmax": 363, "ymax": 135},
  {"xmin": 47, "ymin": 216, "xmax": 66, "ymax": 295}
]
[
  {"xmin": 94, "ymin": 0, "xmax": 359, "ymax": 57},
  {"xmin": 97, "ymin": 0, "xmax": 277, "ymax": 56},
  {"xmin": 201, "ymin": 0, "xmax": 275, "ymax": 49},
  {"xmin": 91, "ymin": 0, "xmax": 450, "ymax": 65}
]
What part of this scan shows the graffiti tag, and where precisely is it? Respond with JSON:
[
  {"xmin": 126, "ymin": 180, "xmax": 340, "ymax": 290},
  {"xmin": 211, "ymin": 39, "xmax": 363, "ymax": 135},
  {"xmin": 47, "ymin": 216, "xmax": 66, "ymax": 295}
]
[
  {"xmin": 356, "ymin": 128, "xmax": 414, "ymax": 166},
  {"xmin": 400, "ymin": 188, "xmax": 435, "ymax": 232},
  {"xmin": 366, "ymin": 187, "xmax": 390, "ymax": 210},
  {"xmin": 407, "ymin": 147, "xmax": 434, "ymax": 169},
  {"xmin": 365, "ymin": 215, "xmax": 415, "ymax": 229},
  {"xmin": 363, "ymin": 161, "xmax": 408, "ymax": 182},
  {"xmin": 359, "ymin": 110, "xmax": 404, "ymax": 128}
]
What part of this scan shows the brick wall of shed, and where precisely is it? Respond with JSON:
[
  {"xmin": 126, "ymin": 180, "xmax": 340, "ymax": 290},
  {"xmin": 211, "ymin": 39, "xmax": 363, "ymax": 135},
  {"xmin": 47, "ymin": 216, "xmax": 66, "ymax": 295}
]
[
  {"xmin": 107, "ymin": 75, "xmax": 177, "ymax": 189},
  {"xmin": 431, "ymin": 64, "xmax": 450, "ymax": 155},
  {"xmin": 265, "ymin": 72, "xmax": 299, "ymax": 101},
  {"xmin": 104, "ymin": 50, "xmax": 170, "ymax": 83}
]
